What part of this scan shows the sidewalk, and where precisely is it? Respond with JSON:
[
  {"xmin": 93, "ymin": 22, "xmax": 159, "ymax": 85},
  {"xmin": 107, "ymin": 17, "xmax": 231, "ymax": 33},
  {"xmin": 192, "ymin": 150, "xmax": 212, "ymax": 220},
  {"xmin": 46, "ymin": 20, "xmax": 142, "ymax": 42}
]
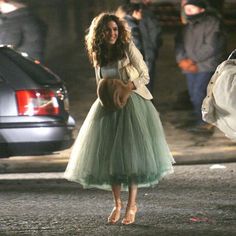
[{"xmin": 163, "ymin": 109, "xmax": 236, "ymax": 165}]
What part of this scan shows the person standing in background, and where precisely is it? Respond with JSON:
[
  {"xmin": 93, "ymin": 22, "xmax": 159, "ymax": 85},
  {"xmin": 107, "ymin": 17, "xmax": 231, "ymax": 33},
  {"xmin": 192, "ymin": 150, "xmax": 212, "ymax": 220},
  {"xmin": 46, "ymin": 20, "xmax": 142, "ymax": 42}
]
[
  {"xmin": 116, "ymin": 1, "xmax": 162, "ymax": 94},
  {"xmin": 175, "ymin": 0, "xmax": 227, "ymax": 134},
  {"xmin": 141, "ymin": 0, "xmax": 162, "ymax": 94},
  {"xmin": 0, "ymin": 0, "xmax": 46, "ymax": 62},
  {"xmin": 123, "ymin": 3, "xmax": 145, "ymax": 57},
  {"xmin": 202, "ymin": 49, "xmax": 236, "ymax": 141}
]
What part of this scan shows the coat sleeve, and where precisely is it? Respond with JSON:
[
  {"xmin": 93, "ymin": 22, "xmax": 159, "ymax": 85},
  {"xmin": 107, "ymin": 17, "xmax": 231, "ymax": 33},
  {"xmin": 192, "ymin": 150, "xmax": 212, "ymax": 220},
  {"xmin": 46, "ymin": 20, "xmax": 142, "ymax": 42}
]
[{"xmin": 126, "ymin": 41, "xmax": 150, "ymax": 88}]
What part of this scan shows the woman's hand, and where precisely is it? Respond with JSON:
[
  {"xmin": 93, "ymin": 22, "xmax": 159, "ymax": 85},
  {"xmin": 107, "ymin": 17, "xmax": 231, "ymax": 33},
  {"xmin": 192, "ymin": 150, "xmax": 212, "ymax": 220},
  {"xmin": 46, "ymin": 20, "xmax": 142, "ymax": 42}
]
[
  {"xmin": 97, "ymin": 79, "xmax": 133, "ymax": 110},
  {"xmin": 127, "ymin": 81, "xmax": 136, "ymax": 90},
  {"xmin": 112, "ymin": 80, "xmax": 133, "ymax": 109}
]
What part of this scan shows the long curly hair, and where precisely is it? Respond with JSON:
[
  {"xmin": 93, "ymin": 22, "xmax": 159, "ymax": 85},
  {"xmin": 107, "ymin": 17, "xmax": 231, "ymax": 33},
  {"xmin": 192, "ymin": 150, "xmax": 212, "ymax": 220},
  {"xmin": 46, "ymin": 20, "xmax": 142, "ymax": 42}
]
[{"xmin": 85, "ymin": 12, "xmax": 131, "ymax": 67}]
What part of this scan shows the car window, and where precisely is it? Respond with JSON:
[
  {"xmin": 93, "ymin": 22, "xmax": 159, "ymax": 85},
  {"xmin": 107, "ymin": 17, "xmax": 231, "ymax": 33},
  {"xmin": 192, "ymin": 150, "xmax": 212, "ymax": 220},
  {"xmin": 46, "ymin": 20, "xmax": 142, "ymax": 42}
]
[{"xmin": 0, "ymin": 47, "xmax": 61, "ymax": 85}]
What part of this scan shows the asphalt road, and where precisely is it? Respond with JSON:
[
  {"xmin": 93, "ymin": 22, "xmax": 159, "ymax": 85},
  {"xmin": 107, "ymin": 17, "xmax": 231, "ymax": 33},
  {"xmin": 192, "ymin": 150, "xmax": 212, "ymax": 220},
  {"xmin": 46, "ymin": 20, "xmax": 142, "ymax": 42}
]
[{"xmin": 0, "ymin": 163, "xmax": 235, "ymax": 236}]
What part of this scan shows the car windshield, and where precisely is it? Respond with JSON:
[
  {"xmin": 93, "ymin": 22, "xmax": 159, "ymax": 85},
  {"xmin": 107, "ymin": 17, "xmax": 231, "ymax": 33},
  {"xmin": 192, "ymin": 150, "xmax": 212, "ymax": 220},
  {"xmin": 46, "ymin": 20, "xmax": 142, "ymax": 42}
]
[{"xmin": 0, "ymin": 47, "xmax": 61, "ymax": 85}]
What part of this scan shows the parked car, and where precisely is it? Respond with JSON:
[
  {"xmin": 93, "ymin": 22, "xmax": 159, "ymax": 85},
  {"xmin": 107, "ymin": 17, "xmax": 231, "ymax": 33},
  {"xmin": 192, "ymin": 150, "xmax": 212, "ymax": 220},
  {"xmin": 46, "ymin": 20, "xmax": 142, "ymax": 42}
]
[{"xmin": 0, "ymin": 46, "xmax": 75, "ymax": 157}]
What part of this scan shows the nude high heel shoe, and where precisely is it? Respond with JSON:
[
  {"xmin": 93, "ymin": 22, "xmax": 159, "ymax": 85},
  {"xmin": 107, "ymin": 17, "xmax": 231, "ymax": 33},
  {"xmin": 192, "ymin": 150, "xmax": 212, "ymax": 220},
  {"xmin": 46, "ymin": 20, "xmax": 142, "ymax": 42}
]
[
  {"xmin": 121, "ymin": 204, "xmax": 137, "ymax": 225},
  {"xmin": 107, "ymin": 201, "xmax": 123, "ymax": 224}
]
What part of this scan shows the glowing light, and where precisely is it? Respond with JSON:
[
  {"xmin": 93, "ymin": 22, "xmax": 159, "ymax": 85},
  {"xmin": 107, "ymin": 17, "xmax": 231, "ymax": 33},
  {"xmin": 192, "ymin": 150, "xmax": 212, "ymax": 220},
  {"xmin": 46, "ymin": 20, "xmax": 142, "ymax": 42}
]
[{"xmin": 21, "ymin": 52, "xmax": 29, "ymax": 57}]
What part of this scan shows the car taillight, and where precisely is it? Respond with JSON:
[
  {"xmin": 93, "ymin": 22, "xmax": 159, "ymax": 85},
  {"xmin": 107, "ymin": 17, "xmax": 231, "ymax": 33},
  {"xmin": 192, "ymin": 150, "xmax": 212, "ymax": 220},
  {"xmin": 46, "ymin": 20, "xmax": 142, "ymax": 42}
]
[{"xmin": 16, "ymin": 89, "xmax": 59, "ymax": 116}]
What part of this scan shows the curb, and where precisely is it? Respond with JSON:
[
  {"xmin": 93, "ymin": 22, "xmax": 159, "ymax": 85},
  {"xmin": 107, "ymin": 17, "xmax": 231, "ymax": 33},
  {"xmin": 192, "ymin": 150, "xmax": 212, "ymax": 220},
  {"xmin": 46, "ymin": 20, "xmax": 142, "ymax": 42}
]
[
  {"xmin": 174, "ymin": 152, "xmax": 236, "ymax": 165},
  {"xmin": 0, "ymin": 151, "xmax": 236, "ymax": 174}
]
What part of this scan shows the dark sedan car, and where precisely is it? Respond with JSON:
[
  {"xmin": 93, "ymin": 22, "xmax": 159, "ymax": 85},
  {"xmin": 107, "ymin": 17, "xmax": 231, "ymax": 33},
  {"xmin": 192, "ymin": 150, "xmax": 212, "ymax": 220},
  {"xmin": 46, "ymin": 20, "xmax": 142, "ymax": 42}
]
[{"xmin": 0, "ymin": 46, "xmax": 75, "ymax": 157}]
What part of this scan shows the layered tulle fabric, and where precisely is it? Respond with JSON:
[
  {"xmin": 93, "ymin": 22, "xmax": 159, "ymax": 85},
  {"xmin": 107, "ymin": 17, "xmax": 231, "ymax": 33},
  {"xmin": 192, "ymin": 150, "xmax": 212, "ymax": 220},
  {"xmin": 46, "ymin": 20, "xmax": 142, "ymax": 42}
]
[{"xmin": 64, "ymin": 94, "xmax": 175, "ymax": 191}]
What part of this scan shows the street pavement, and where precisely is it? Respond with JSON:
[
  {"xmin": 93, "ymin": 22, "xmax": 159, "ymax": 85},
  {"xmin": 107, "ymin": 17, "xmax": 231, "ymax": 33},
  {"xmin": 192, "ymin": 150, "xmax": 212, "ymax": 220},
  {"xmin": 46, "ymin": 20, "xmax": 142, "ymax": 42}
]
[{"xmin": 0, "ymin": 163, "xmax": 235, "ymax": 236}]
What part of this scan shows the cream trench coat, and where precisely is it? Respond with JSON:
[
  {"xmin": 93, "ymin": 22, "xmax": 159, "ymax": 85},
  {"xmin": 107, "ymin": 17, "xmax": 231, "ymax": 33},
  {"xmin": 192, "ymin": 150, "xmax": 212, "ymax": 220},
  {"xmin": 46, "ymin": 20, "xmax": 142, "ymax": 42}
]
[
  {"xmin": 95, "ymin": 41, "xmax": 153, "ymax": 100},
  {"xmin": 202, "ymin": 59, "xmax": 236, "ymax": 140}
]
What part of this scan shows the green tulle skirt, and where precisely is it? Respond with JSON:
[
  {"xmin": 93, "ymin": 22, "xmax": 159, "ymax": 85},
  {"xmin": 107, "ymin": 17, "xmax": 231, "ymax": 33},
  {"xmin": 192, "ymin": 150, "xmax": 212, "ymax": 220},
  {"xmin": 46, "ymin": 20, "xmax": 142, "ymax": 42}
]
[{"xmin": 64, "ymin": 93, "xmax": 175, "ymax": 191}]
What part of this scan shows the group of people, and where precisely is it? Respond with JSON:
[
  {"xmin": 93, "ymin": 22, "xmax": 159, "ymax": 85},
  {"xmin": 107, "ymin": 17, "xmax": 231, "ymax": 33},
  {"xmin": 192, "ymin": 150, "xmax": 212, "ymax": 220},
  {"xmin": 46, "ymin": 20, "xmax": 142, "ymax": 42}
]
[
  {"xmin": 0, "ymin": 0, "xmax": 228, "ymax": 135},
  {"xmin": 114, "ymin": 0, "xmax": 228, "ymax": 135},
  {"xmin": 1, "ymin": 0, "xmax": 232, "ymax": 226}
]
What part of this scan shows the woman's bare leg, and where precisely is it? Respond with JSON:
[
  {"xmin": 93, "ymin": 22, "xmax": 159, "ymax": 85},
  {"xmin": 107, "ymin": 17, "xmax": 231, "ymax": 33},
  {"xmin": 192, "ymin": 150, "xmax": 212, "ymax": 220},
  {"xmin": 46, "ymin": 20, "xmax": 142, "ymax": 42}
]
[
  {"xmin": 108, "ymin": 184, "xmax": 123, "ymax": 224},
  {"xmin": 122, "ymin": 184, "xmax": 138, "ymax": 225}
]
